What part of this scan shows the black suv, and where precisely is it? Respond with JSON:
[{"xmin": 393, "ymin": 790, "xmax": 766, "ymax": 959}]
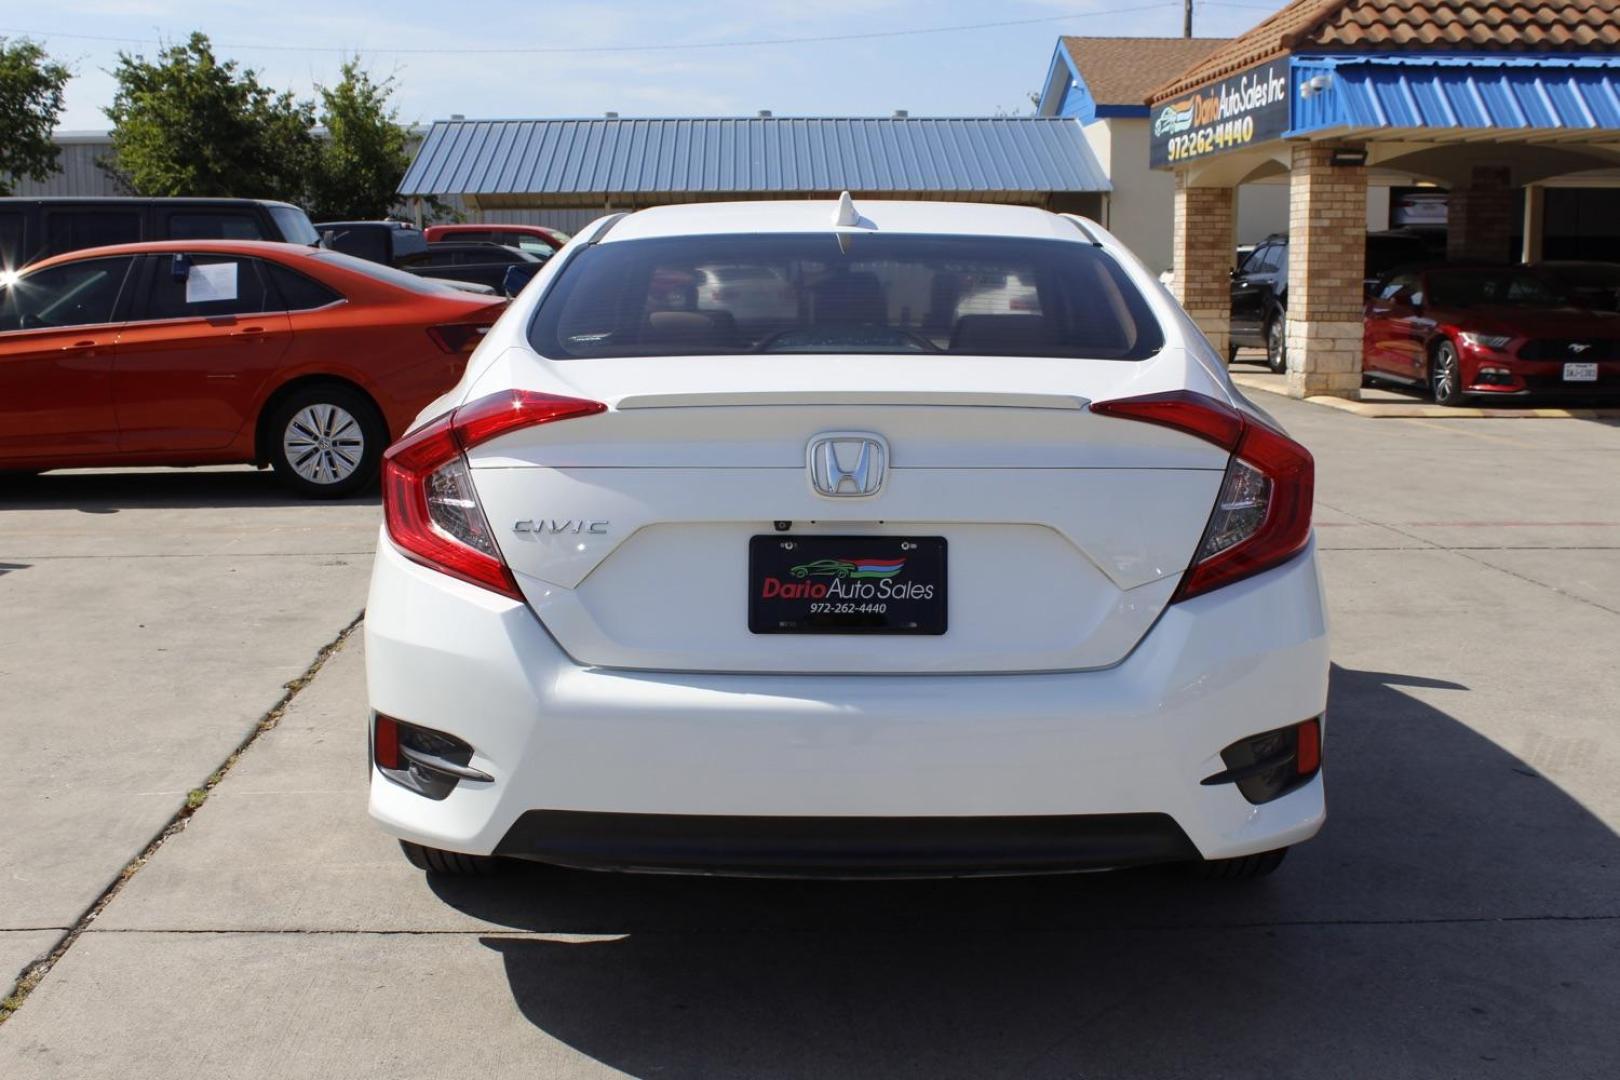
[
  {"xmin": 1230, "ymin": 230, "xmax": 1444, "ymax": 371},
  {"xmin": 0, "ymin": 197, "xmax": 320, "ymax": 269}
]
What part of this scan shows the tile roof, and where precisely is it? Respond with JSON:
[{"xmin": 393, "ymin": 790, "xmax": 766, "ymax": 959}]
[
  {"xmin": 1059, "ymin": 37, "xmax": 1230, "ymax": 106},
  {"xmin": 1149, "ymin": 0, "xmax": 1620, "ymax": 103}
]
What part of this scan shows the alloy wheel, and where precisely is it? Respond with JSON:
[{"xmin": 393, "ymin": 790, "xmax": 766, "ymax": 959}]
[
  {"xmin": 1433, "ymin": 346, "xmax": 1459, "ymax": 403},
  {"xmin": 283, "ymin": 403, "xmax": 366, "ymax": 485},
  {"xmin": 1267, "ymin": 319, "xmax": 1287, "ymax": 373}
]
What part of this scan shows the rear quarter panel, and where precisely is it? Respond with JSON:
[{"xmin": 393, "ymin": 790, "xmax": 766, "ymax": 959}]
[{"xmin": 270, "ymin": 299, "xmax": 469, "ymax": 440}]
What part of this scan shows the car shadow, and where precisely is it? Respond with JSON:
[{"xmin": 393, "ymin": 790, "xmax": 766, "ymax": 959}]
[
  {"xmin": 426, "ymin": 664, "xmax": 1620, "ymax": 1077},
  {"xmin": 0, "ymin": 468, "xmax": 380, "ymax": 511}
]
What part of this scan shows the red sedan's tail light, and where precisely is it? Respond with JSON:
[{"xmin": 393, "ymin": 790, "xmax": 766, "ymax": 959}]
[
  {"xmin": 382, "ymin": 391, "xmax": 607, "ymax": 598},
  {"xmin": 1091, "ymin": 390, "xmax": 1314, "ymax": 602},
  {"xmin": 427, "ymin": 323, "xmax": 494, "ymax": 354}
]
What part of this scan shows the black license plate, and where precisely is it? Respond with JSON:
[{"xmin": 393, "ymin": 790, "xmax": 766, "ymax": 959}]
[{"xmin": 749, "ymin": 535, "xmax": 947, "ymax": 635}]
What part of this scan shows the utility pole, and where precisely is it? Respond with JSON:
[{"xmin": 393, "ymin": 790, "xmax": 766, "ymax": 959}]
[{"xmin": 1184, "ymin": 0, "xmax": 1193, "ymax": 37}]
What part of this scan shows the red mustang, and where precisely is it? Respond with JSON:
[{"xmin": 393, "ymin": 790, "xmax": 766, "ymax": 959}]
[
  {"xmin": 1364, "ymin": 264, "xmax": 1620, "ymax": 405},
  {"xmin": 0, "ymin": 240, "xmax": 505, "ymax": 496}
]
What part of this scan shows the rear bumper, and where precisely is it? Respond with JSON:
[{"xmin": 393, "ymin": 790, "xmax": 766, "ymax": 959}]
[
  {"xmin": 366, "ymin": 531, "xmax": 1330, "ymax": 870},
  {"xmin": 493, "ymin": 810, "xmax": 1198, "ymax": 876}
]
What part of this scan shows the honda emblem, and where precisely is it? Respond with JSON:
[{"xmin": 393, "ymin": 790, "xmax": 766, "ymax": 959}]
[{"xmin": 807, "ymin": 433, "xmax": 887, "ymax": 497}]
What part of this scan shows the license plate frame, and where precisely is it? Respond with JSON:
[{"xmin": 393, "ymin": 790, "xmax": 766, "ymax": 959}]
[
  {"xmin": 748, "ymin": 535, "xmax": 947, "ymax": 635},
  {"xmin": 1564, "ymin": 361, "xmax": 1599, "ymax": 382}
]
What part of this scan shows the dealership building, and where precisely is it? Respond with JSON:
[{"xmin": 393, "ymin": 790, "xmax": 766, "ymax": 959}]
[{"xmin": 1146, "ymin": 0, "xmax": 1620, "ymax": 398}]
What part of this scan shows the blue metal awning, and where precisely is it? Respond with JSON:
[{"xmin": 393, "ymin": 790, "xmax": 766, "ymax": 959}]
[
  {"xmin": 398, "ymin": 117, "xmax": 1109, "ymax": 203},
  {"xmin": 1289, "ymin": 54, "xmax": 1620, "ymax": 138}
]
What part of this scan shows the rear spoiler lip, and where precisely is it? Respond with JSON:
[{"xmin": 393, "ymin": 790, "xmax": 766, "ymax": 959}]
[{"xmin": 613, "ymin": 391, "xmax": 1090, "ymax": 410}]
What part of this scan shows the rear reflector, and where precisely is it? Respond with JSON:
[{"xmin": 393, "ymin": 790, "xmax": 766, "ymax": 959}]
[
  {"xmin": 382, "ymin": 391, "xmax": 607, "ymax": 598},
  {"xmin": 1092, "ymin": 391, "xmax": 1313, "ymax": 601},
  {"xmin": 1296, "ymin": 718, "xmax": 1322, "ymax": 776},
  {"xmin": 374, "ymin": 713, "xmax": 401, "ymax": 770}
]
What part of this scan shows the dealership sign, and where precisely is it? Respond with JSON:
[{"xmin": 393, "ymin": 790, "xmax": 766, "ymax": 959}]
[{"xmin": 1150, "ymin": 61, "xmax": 1291, "ymax": 169}]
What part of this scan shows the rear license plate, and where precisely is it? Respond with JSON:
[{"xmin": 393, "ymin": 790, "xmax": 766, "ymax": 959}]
[
  {"xmin": 749, "ymin": 535, "xmax": 946, "ymax": 635},
  {"xmin": 1564, "ymin": 361, "xmax": 1599, "ymax": 382}
]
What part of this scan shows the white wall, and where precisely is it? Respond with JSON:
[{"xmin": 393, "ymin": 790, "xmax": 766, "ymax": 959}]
[
  {"xmin": 10, "ymin": 135, "xmax": 123, "ymax": 197},
  {"xmin": 1084, "ymin": 117, "xmax": 1181, "ymax": 274},
  {"xmin": 1236, "ymin": 183, "xmax": 1288, "ymax": 245}
]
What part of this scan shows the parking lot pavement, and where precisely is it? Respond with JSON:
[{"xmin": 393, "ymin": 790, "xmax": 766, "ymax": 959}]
[
  {"xmin": 2, "ymin": 404, "xmax": 1619, "ymax": 1077},
  {"xmin": 0, "ymin": 469, "xmax": 378, "ymax": 939},
  {"xmin": 0, "ymin": 935, "xmax": 58, "ymax": 994}
]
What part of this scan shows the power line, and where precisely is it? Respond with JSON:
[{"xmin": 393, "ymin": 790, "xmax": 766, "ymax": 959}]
[{"xmin": 0, "ymin": 6, "xmax": 1183, "ymax": 57}]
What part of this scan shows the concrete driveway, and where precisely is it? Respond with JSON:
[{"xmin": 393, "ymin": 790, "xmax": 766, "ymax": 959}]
[{"xmin": 1, "ymin": 403, "xmax": 1617, "ymax": 1078}]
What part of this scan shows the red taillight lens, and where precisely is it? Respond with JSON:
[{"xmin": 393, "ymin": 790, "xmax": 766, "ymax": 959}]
[
  {"xmin": 1295, "ymin": 718, "xmax": 1322, "ymax": 776},
  {"xmin": 427, "ymin": 323, "xmax": 493, "ymax": 354},
  {"xmin": 452, "ymin": 389, "xmax": 606, "ymax": 448},
  {"xmin": 381, "ymin": 391, "xmax": 606, "ymax": 598},
  {"xmin": 374, "ymin": 713, "xmax": 401, "ymax": 770},
  {"xmin": 1091, "ymin": 391, "xmax": 1314, "ymax": 602},
  {"xmin": 1090, "ymin": 390, "xmax": 1244, "ymax": 451}
]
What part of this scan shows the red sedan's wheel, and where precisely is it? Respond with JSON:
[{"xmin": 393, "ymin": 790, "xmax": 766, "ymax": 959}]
[{"xmin": 267, "ymin": 384, "xmax": 386, "ymax": 498}]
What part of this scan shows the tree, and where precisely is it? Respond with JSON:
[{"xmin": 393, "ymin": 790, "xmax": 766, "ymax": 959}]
[
  {"xmin": 0, "ymin": 37, "xmax": 71, "ymax": 196},
  {"xmin": 308, "ymin": 60, "xmax": 413, "ymax": 221},
  {"xmin": 103, "ymin": 33, "xmax": 316, "ymax": 202}
]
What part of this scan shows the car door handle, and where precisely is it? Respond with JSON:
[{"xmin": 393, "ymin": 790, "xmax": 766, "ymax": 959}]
[
  {"xmin": 61, "ymin": 339, "xmax": 99, "ymax": 352},
  {"xmin": 232, "ymin": 326, "xmax": 267, "ymax": 337}
]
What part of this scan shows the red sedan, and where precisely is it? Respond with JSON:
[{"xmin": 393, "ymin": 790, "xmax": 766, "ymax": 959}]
[
  {"xmin": 1364, "ymin": 264, "xmax": 1620, "ymax": 406},
  {"xmin": 0, "ymin": 240, "xmax": 505, "ymax": 496}
]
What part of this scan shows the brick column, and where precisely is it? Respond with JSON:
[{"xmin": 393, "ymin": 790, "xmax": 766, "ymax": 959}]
[
  {"xmin": 1521, "ymin": 183, "xmax": 1544, "ymax": 264},
  {"xmin": 1448, "ymin": 166, "xmax": 1514, "ymax": 264},
  {"xmin": 1172, "ymin": 174, "xmax": 1236, "ymax": 360},
  {"xmin": 1285, "ymin": 143, "xmax": 1367, "ymax": 399}
]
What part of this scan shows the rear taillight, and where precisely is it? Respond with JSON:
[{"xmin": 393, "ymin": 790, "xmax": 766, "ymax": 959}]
[
  {"xmin": 427, "ymin": 323, "xmax": 493, "ymax": 354},
  {"xmin": 1091, "ymin": 390, "xmax": 1313, "ymax": 601},
  {"xmin": 382, "ymin": 390, "xmax": 606, "ymax": 598}
]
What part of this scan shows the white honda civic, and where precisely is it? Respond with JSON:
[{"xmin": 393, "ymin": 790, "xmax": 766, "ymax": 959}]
[{"xmin": 366, "ymin": 197, "xmax": 1327, "ymax": 880}]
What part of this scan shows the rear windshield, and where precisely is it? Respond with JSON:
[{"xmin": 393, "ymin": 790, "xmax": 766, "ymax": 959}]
[
  {"xmin": 529, "ymin": 233, "xmax": 1163, "ymax": 360},
  {"xmin": 311, "ymin": 249, "xmax": 469, "ymax": 296}
]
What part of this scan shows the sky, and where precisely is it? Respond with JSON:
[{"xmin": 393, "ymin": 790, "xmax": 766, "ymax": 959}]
[{"xmin": 19, "ymin": 0, "xmax": 1291, "ymax": 132}]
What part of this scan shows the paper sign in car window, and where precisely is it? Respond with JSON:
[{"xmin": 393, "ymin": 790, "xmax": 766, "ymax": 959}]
[{"xmin": 186, "ymin": 261, "xmax": 238, "ymax": 304}]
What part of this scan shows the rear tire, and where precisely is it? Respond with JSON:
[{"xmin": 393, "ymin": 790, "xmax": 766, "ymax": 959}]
[
  {"xmin": 400, "ymin": 840, "xmax": 504, "ymax": 877},
  {"xmin": 1188, "ymin": 847, "xmax": 1288, "ymax": 880},
  {"xmin": 266, "ymin": 383, "xmax": 385, "ymax": 498},
  {"xmin": 1265, "ymin": 315, "xmax": 1287, "ymax": 373}
]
